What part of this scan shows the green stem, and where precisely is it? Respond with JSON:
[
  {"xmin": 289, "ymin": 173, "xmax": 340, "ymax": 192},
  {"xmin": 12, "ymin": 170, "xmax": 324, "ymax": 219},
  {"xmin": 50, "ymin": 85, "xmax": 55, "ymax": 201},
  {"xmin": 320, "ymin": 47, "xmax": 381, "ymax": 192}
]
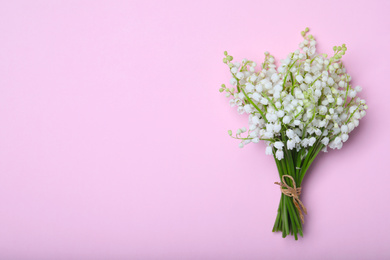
[
  {"xmin": 272, "ymin": 136, "xmax": 325, "ymax": 239},
  {"xmin": 241, "ymin": 88, "xmax": 268, "ymax": 123}
]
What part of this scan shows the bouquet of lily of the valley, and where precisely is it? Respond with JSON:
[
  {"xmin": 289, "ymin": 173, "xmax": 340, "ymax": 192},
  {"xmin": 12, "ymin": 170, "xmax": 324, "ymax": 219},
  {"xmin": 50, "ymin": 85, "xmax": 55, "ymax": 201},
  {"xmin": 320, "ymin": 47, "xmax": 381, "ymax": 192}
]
[{"xmin": 220, "ymin": 28, "xmax": 367, "ymax": 240}]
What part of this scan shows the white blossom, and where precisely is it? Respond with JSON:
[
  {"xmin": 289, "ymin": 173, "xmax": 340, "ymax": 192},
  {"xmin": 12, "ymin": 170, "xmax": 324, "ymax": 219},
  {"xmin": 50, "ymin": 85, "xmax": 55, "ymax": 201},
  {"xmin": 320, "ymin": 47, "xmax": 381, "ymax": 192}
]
[
  {"xmin": 341, "ymin": 125, "xmax": 349, "ymax": 133},
  {"xmin": 321, "ymin": 137, "xmax": 329, "ymax": 146},
  {"xmin": 274, "ymin": 141, "xmax": 284, "ymax": 150},
  {"xmin": 246, "ymin": 83, "xmax": 255, "ymax": 92},
  {"xmin": 221, "ymin": 28, "xmax": 367, "ymax": 160},
  {"xmin": 275, "ymin": 150, "xmax": 284, "ymax": 160},
  {"xmin": 282, "ymin": 116, "xmax": 292, "ymax": 124},
  {"xmin": 287, "ymin": 139, "xmax": 296, "ymax": 150},
  {"xmin": 230, "ymin": 77, "xmax": 237, "ymax": 86},
  {"xmin": 296, "ymin": 75, "xmax": 303, "ymax": 83},
  {"xmin": 286, "ymin": 129, "xmax": 295, "ymax": 139},
  {"xmin": 309, "ymin": 137, "xmax": 316, "ymax": 146},
  {"xmin": 276, "ymin": 110, "xmax": 285, "ymax": 118},
  {"xmin": 273, "ymin": 123, "xmax": 281, "ymax": 133}
]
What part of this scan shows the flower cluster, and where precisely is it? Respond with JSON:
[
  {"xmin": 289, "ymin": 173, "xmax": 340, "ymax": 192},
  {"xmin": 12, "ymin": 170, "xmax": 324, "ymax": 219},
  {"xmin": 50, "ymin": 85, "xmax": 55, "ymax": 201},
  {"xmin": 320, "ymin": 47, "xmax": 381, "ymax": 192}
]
[{"xmin": 220, "ymin": 28, "xmax": 367, "ymax": 160}]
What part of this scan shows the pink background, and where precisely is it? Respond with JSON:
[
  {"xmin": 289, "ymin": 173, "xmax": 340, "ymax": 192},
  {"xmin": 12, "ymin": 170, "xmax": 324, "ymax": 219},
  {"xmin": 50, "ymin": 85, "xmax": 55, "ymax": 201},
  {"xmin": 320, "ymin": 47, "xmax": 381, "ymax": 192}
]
[{"xmin": 0, "ymin": 0, "xmax": 389, "ymax": 259}]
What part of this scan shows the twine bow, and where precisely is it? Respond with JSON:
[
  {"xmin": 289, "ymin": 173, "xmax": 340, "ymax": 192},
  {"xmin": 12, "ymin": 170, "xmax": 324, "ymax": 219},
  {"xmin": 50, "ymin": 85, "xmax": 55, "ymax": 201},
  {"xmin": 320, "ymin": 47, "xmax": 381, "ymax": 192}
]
[{"xmin": 274, "ymin": 175, "xmax": 307, "ymax": 223}]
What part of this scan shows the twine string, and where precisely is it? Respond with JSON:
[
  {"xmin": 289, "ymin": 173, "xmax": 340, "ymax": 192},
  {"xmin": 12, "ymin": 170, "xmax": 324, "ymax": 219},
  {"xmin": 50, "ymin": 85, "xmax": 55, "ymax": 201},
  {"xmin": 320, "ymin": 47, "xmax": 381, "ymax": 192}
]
[{"xmin": 274, "ymin": 175, "xmax": 307, "ymax": 223}]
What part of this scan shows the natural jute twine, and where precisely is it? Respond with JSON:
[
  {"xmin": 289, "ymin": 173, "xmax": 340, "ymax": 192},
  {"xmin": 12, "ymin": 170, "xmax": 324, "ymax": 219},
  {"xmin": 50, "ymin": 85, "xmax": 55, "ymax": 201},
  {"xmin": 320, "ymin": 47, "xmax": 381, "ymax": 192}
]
[{"xmin": 274, "ymin": 175, "xmax": 307, "ymax": 223}]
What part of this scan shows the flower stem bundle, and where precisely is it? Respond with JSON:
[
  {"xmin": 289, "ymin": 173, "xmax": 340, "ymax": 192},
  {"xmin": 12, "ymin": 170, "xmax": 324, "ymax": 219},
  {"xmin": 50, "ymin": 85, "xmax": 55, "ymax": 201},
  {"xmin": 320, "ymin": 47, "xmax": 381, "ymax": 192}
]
[{"xmin": 220, "ymin": 28, "xmax": 367, "ymax": 240}]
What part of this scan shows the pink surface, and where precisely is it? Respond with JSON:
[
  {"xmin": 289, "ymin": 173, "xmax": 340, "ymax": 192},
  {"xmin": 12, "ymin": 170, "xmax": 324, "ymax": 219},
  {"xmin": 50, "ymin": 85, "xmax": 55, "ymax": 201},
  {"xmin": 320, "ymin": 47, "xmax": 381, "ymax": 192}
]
[{"xmin": 0, "ymin": 0, "xmax": 389, "ymax": 259}]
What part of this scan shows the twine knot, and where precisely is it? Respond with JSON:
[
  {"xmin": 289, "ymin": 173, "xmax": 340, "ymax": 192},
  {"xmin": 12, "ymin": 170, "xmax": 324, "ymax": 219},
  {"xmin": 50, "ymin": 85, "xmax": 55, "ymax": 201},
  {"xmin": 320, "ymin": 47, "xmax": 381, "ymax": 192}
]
[{"xmin": 274, "ymin": 175, "xmax": 307, "ymax": 223}]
